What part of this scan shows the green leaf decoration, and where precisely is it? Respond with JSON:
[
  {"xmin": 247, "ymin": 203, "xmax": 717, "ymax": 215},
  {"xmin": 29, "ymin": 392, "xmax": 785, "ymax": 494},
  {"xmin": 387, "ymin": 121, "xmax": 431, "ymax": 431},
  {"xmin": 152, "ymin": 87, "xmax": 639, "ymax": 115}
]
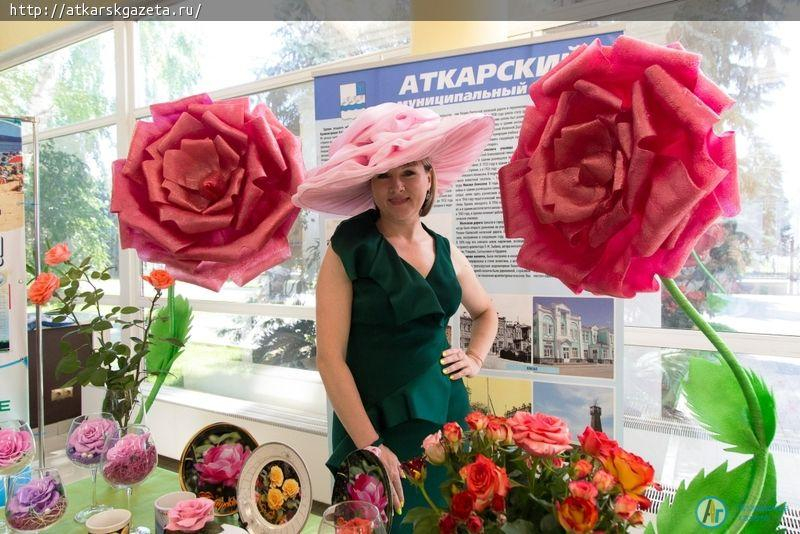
[
  {"xmin": 650, "ymin": 456, "xmax": 784, "ymax": 533},
  {"xmin": 746, "ymin": 369, "xmax": 777, "ymax": 448},
  {"xmin": 683, "ymin": 356, "xmax": 760, "ymax": 454},
  {"xmin": 146, "ymin": 294, "xmax": 192, "ymax": 375},
  {"xmin": 402, "ymin": 507, "xmax": 439, "ymax": 532},
  {"xmin": 502, "ymin": 519, "xmax": 537, "ymax": 534}
]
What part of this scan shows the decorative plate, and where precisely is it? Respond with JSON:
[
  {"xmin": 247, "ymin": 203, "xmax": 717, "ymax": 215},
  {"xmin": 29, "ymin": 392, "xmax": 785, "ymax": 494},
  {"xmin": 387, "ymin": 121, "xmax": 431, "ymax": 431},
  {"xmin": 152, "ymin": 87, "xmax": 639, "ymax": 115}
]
[
  {"xmin": 236, "ymin": 442, "xmax": 312, "ymax": 534},
  {"xmin": 178, "ymin": 422, "xmax": 259, "ymax": 516},
  {"xmin": 331, "ymin": 449, "xmax": 393, "ymax": 533}
]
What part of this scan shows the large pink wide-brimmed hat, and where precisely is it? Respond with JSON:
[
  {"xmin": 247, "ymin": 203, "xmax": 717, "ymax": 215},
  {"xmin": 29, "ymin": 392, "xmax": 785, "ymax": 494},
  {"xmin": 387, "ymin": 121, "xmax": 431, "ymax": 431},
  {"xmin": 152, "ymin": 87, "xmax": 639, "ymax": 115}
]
[{"xmin": 292, "ymin": 102, "xmax": 494, "ymax": 215}]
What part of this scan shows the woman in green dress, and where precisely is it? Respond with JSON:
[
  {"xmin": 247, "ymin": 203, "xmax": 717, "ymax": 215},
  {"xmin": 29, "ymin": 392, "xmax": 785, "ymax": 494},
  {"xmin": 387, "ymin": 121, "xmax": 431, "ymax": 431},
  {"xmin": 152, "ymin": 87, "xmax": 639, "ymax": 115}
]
[{"xmin": 293, "ymin": 103, "xmax": 498, "ymax": 533}]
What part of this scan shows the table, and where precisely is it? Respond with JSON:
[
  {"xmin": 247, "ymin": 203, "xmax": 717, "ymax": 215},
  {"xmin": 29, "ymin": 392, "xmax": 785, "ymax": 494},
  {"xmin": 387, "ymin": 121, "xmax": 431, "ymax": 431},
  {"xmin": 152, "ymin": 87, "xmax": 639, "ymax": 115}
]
[{"xmin": 2, "ymin": 468, "xmax": 322, "ymax": 533}]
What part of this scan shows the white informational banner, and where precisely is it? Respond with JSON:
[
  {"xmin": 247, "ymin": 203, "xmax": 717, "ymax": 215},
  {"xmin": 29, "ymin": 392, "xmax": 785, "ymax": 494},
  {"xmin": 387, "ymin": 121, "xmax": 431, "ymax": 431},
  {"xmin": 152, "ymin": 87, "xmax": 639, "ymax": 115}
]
[
  {"xmin": 314, "ymin": 29, "xmax": 627, "ymax": 440},
  {"xmin": 0, "ymin": 118, "xmax": 29, "ymax": 424}
]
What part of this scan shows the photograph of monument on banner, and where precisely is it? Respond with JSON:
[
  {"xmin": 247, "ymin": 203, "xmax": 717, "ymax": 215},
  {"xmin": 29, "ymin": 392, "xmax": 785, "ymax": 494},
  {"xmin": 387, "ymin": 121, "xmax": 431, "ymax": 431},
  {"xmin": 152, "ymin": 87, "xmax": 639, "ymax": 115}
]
[{"xmin": 533, "ymin": 381, "xmax": 615, "ymax": 441}]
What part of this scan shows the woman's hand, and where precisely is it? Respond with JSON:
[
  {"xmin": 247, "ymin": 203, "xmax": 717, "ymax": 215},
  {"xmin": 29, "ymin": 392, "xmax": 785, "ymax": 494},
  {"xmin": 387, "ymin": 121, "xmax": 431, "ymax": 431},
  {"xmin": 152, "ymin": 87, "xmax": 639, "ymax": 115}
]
[
  {"xmin": 440, "ymin": 348, "xmax": 482, "ymax": 380},
  {"xmin": 377, "ymin": 444, "xmax": 405, "ymax": 513}
]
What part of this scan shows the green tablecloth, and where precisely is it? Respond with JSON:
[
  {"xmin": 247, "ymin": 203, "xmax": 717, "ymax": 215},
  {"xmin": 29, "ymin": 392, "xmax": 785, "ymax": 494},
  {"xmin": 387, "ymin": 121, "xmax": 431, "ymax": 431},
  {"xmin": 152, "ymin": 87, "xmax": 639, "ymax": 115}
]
[{"xmin": 2, "ymin": 467, "xmax": 322, "ymax": 533}]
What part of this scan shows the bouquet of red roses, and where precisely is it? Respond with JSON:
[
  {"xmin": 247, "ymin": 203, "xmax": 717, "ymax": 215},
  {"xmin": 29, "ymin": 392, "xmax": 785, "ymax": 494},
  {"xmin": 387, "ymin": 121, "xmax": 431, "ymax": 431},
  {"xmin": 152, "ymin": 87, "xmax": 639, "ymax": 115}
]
[{"xmin": 402, "ymin": 411, "xmax": 660, "ymax": 534}]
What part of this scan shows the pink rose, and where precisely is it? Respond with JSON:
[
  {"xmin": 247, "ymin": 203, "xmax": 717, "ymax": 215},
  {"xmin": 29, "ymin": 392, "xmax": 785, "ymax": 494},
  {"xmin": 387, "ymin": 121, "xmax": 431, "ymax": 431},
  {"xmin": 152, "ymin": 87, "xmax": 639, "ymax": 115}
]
[
  {"xmin": 68, "ymin": 418, "xmax": 118, "ymax": 456},
  {"xmin": 44, "ymin": 243, "xmax": 71, "ymax": 266},
  {"xmin": 111, "ymin": 94, "xmax": 305, "ymax": 291},
  {"xmin": 166, "ymin": 497, "xmax": 215, "ymax": 532},
  {"xmin": 106, "ymin": 433, "xmax": 149, "ymax": 463},
  {"xmin": 195, "ymin": 443, "xmax": 250, "ymax": 488},
  {"xmin": 614, "ymin": 494, "xmax": 639, "ymax": 520},
  {"xmin": 498, "ymin": 36, "xmax": 738, "ymax": 297},
  {"xmin": 592, "ymin": 470, "xmax": 617, "ymax": 493},
  {"xmin": 27, "ymin": 272, "xmax": 60, "ymax": 306},
  {"xmin": 508, "ymin": 411, "xmax": 571, "ymax": 457},
  {"xmin": 422, "ymin": 431, "xmax": 446, "ymax": 465},
  {"xmin": 346, "ymin": 473, "xmax": 388, "ymax": 523},
  {"xmin": 0, "ymin": 429, "xmax": 33, "ymax": 469}
]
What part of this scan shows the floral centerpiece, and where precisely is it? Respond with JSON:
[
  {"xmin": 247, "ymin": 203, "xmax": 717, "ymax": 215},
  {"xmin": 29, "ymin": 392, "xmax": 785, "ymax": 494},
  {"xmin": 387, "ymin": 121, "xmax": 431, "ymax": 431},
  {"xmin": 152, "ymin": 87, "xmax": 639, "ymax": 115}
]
[
  {"xmin": 0, "ymin": 427, "xmax": 34, "ymax": 476},
  {"xmin": 27, "ymin": 243, "xmax": 191, "ymax": 429},
  {"xmin": 102, "ymin": 432, "xmax": 158, "ymax": 487},
  {"xmin": 5, "ymin": 474, "xmax": 67, "ymax": 531},
  {"xmin": 166, "ymin": 498, "xmax": 223, "ymax": 534},
  {"xmin": 403, "ymin": 411, "xmax": 657, "ymax": 533},
  {"xmin": 66, "ymin": 417, "xmax": 119, "ymax": 466}
]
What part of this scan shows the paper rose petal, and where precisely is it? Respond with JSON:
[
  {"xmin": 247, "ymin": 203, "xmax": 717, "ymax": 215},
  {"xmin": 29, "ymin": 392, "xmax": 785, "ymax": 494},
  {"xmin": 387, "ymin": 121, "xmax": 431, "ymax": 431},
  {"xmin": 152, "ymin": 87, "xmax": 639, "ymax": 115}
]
[
  {"xmin": 112, "ymin": 94, "xmax": 304, "ymax": 291},
  {"xmin": 499, "ymin": 35, "xmax": 739, "ymax": 297}
]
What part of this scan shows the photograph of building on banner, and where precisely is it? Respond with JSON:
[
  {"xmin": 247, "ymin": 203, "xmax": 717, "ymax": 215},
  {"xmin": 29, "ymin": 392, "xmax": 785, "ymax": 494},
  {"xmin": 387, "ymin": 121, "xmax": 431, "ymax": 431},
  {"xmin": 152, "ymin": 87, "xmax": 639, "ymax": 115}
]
[{"xmin": 533, "ymin": 381, "xmax": 615, "ymax": 441}]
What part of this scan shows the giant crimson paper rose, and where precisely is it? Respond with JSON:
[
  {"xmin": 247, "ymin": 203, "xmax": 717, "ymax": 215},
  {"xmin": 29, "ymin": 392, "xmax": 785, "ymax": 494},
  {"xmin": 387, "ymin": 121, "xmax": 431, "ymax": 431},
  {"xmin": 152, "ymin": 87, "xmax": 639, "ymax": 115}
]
[
  {"xmin": 111, "ymin": 94, "xmax": 304, "ymax": 291},
  {"xmin": 499, "ymin": 36, "xmax": 738, "ymax": 297}
]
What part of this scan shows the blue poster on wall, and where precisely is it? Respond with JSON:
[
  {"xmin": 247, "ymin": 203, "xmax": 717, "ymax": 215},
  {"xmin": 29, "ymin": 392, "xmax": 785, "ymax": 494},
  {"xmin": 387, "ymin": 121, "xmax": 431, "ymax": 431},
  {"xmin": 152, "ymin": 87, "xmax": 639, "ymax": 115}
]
[{"xmin": 314, "ymin": 30, "xmax": 621, "ymax": 121}]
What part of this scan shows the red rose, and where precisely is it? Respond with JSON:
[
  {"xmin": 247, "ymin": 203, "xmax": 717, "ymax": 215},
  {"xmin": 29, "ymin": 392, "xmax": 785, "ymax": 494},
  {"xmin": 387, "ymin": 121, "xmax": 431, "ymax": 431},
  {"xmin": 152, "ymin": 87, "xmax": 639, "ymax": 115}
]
[
  {"xmin": 614, "ymin": 494, "xmax": 639, "ymax": 520},
  {"xmin": 111, "ymin": 94, "xmax": 304, "ymax": 291},
  {"xmin": 458, "ymin": 454, "xmax": 510, "ymax": 512},
  {"xmin": 579, "ymin": 427, "xmax": 618, "ymax": 461},
  {"xmin": 450, "ymin": 491, "xmax": 476, "ymax": 520},
  {"xmin": 466, "ymin": 514, "xmax": 483, "ymax": 534},
  {"xmin": 499, "ymin": 36, "xmax": 738, "ymax": 297},
  {"xmin": 491, "ymin": 494, "xmax": 506, "ymax": 513},
  {"xmin": 508, "ymin": 411, "xmax": 571, "ymax": 457},
  {"xmin": 438, "ymin": 513, "xmax": 457, "ymax": 534}
]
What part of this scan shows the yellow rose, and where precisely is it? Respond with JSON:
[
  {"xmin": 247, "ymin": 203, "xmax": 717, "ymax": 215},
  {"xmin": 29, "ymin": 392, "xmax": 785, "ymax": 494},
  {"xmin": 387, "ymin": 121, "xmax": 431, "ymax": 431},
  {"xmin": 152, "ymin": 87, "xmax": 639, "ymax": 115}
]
[
  {"xmin": 267, "ymin": 488, "xmax": 285, "ymax": 510},
  {"xmin": 269, "ymin": 465, "xmax": 284, "ymax": 487},
  {"xmin": 283, "ymin": 478, "xmax": 300, "ymax": 498}
]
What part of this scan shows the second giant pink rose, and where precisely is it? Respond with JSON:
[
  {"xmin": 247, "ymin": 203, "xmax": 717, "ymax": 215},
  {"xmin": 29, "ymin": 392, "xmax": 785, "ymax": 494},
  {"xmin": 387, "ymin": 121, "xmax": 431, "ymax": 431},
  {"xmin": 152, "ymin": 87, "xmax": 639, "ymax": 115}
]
[{"xmin": 111, "ymin": 94, "xmax": 304, "ymax": 291}]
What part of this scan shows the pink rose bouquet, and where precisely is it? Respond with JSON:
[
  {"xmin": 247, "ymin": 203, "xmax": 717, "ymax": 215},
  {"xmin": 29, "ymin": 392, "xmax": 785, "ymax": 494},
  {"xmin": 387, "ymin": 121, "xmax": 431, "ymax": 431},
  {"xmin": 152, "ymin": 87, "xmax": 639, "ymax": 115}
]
[{"xmin": 67, "ymin": 418, "xmax": 119, "ymax": 465}]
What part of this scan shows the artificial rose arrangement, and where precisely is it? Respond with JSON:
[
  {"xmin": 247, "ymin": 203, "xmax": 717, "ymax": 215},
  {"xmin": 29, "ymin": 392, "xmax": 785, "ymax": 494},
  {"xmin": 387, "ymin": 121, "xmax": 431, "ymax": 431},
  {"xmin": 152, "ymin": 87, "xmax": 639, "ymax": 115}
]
[
  {"xmin": 5, "ymin": 475, "xmax": 67, "ymax": 531},
  {"xmin": 0, "ymin": 427, "xmax": 34, "ymax": 476},
  {"xmin": 101, "ymin": 432, "xmax": 158, "ymax": 487},
  {"xmin": 66, "ymin": 417, "xmax": 119, "ymax": 466},
  {"xmin": 27, "ymin": 242, "xmax": 191, "ymax": 429},
  {"xmin": 166, "ymin": 497, "xmax": 223, "ymax": 534},
  {"xmin": 195, "ymin": 443, "xmax": 251, "ymax": 488},
  {"xmin": 498, "ymin": 35, "xmax": 784, "ymax": 532},
  {"xmin": 402, "ymin": 411, "xmax": 658, "ymax": 534}
]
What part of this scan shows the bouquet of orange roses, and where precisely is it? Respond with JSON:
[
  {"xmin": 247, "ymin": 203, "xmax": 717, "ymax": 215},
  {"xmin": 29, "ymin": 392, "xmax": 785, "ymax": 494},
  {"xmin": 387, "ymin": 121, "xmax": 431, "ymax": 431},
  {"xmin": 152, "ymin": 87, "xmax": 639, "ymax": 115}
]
[{"xmin": 402, "ymin": 411, "xmax": 660, "ymax": 534}]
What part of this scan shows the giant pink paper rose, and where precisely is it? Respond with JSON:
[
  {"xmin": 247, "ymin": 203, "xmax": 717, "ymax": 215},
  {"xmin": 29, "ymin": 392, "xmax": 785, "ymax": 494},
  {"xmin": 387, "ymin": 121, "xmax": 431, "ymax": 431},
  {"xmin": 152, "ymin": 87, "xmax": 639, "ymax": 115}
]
[
  {"xmin": 498, "ymin": 36, "xmax": 738, "ymax": 297},
  {"xmin": 111, "ymin": 94, "xmax": 304, "ymax": 291},
  {"xmin": 195, "ymin": 443, "xmax": 250, "ymax": 488}
]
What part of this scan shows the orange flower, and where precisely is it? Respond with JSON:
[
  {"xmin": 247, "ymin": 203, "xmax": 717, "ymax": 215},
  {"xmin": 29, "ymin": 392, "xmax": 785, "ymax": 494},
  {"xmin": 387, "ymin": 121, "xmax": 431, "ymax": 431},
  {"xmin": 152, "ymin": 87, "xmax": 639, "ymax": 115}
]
[
  {"xmin": 601, "ymin": 447, "xmax": 655, "ymax": 508},
  {"xmin": 556, "ymin": 497, "xmax": 599, "ymax": 534},
  {"xmin": 44, "ymin": 243, "xmax": 71, "ymax": 266},
  {"xmin": 465, "ymin": 411, "xmax": 489, "ymax": 431},
  {"xmin": 568, "ymin": 481, "xmax": 598, "ymax": 503},
  {"xmin": 485, "ymin": 416, "xmax": 514, "ymax": 445},
  {"xmin": 442, "ymin": 422, "xmax": 463, "ymax": 449},
  {"xmin": 572, "ymin": 459, "xmax": 593, "ymax": 479},
  {"xmin": 28, "ymin": 272, "xmax": 60, "ymax": 305},
  {"xmin": 592, "ymin": 469, "xmax": 617, "ymax": 493},
  {"xmin": 614, "ymin": 494, "xmax": 639, "ymax": 520},
  {"xmin": 335, "ymin": 517, "xmax": 373, "ymax": 534},
  {"xmin": 142, "ymin": 269, "xmax": 175, "ymax": 290},
  {"xmin": 458, "ymin": 454, "xmax": 510, "ymax": 512}
]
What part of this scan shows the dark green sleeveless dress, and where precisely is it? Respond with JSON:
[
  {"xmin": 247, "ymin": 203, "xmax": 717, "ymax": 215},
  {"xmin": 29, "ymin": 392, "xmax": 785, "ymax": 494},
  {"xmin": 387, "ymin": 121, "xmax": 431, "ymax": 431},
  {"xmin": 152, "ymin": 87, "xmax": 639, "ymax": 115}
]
[{"xmin": 326, "ymin": 209, "xmax": 471, "ymax": 534}]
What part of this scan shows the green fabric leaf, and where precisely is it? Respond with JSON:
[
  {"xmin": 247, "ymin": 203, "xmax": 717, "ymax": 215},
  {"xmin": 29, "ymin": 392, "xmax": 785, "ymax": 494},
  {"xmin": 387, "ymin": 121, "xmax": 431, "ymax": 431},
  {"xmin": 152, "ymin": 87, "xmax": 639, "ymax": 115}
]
[
  {"xmin": 746, "ymin": 369, "xmax": 777, "ymax": 448},
  {"xmin": 653, "ymin": 456, "xmax": 784, "ymax": 533},
  {"xmin": 403, "ymin": 507, "xmax": 439, "ymax": 533},
  {"xmin": 501, "ymin": 519, "xmax": 537, "ymax": 534},
  {"xmin": 146, "ymin": 295, "xmax": 192, "ymax": 374},
  {"xmin": 684, "ymin": 356, "xmax": 760, "ymax": 454}
]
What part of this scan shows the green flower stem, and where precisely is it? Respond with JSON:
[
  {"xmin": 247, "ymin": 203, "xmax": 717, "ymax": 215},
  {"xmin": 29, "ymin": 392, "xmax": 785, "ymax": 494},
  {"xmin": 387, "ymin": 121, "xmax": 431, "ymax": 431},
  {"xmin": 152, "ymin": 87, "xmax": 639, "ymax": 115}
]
[
  {"xmin": 138, "ymin": 285, "xmax": 175, "ymax": 422},
  {"xmin": 661, "ymin": 277, "xmax": 767, "ymax": 534},
  {"xmin": 416, "ymin": 477, "xmax": 441, "ymax": 514},
  {"xmin": 691, "ymin": 251, "xmax": 727, "ymax": 294}
]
